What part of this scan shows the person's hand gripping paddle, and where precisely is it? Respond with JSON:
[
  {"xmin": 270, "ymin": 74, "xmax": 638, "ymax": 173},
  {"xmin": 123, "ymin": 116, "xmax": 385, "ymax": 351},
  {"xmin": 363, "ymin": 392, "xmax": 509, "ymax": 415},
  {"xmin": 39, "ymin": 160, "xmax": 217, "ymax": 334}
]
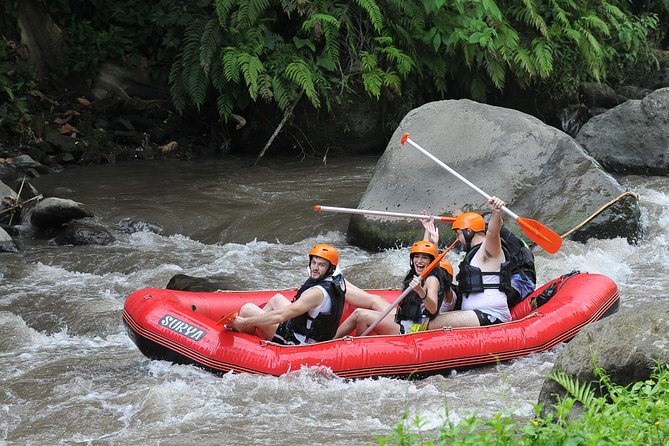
[
  {"xmin": 400, "ymin": 132, "xmax": 562, "ymax": 254},
  {"xmin": 360, "ymin": 240, "xmax": 456, "ymax": 336}
]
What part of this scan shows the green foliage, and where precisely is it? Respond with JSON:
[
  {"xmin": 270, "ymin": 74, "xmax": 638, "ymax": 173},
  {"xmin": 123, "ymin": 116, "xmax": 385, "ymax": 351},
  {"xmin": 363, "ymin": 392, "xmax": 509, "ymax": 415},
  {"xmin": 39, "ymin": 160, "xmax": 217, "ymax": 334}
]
[
  {"xmin": 36, "ymin": 0, "xmax": 665, "ymax": 132},
  {"xmin": 38, "ymin": 0, "xmax": 210, "ymax": 81},
  {"xmin": 373, "ymin": 364, "xmax": 669, "ymax": 445},
  {"xmin": 0, "ymin": 38, "xmax": 38, "ymax": 136},
  {"xmin": 165, "ymin": 0, "xmax": 417, "ymax": 121}
]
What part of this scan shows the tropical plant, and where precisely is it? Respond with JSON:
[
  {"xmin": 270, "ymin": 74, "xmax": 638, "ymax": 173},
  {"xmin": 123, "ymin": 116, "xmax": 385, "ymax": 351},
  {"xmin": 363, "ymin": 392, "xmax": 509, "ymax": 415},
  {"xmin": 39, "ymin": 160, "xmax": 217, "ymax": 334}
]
[
  {"xmin": 167, "ymin": 0, "xmax": 414, "ymax": 123},
  {"xmin": 166, "ymin": 0, "xmax": 661, "ymax": 125},
  {"xmin": 374, "ymin": 364, "xmax": 669, "ymax": 445},
  {"xmin": 0, "ymin": 38, "xmax": 37, "ymax": 137}
]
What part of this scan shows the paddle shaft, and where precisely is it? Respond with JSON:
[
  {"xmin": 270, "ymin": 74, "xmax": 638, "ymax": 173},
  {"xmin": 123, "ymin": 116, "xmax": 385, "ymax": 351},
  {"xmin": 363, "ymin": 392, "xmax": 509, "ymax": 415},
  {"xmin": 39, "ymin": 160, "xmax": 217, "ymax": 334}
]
[
  {"xmin": 400, "ymin": 132, "xmax": 562, "ymax": 254},
  {"xmin": 314, "ymin": 205, "xmax": 454, "ymax": 222},
  {"xmin": 359, "ymin": 245, "xmax": 451, "ymax": 336},
  {"xmin": 402, "ymin": 136, "xmax": 520, "ymax": 220}
]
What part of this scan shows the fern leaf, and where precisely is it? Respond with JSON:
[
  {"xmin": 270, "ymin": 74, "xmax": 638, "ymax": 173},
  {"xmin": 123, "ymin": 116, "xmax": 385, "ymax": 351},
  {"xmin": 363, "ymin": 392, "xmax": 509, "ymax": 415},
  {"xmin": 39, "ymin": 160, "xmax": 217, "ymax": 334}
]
[
  {"xmin": 382, "ymin": 70, "xmax": 401, "ymax": 94},
  {"xmin": 186, "ymin": 62, "xmax": 208, "ymax": 110},
  {"xmin": 302, "ymin": 13, "xmax": 341, "ymax": 33},
  {"xmin": 236, "ymin": 0, "xmax": 271, "ymax": 26},
  {"xmin": 200, "ymin": 18, "xmax": 222, "ymax": 75},
  {"xmin": 531, "ymin": 38, "xmax": 553, "ymax": 77},
  {"xmin": 362, "ymin": 68, "xmax": 383, "ymax": 99},
  {"xmin": 222, "ymin": 48, "xmax": 241, "ymax": 83},
  {"xmin": 238, "ymin": 52, "xmax": 265, "ymax": 101},
  {"xmin": 513, "ymin": 47, "xmax": 535, "ymax": 75},
  {"xmin": 379, "ymin": 45, "xmax": 415, "ymax": 76},
  {"xmin": 360, "ymin": 51, "xmax": 379, "ymax": 71},
  {"xmin": 168, "ymin": 58, "xmax": 186, "ymax": 112},
  {"xmin": 214, "ymin": 0, "xmax": 236, "ymax": 25},
  {"xmin": 548, "ymin": 370, "xmax": 600, "ymax": 410},
  {"xmin": 484, "ymin": 56, "xmax": 505, "ymax": 89},
  {"xmin": 581, "ymin": 15, "xmax": 610, "ymax": 36},
  {"xmin": 258, "ymin": 72, "xmax": 273, "ymax": 101},
  {"xmin": 210, "ymin": 51, "xmax": 228, "ymax": 90},
  {"xmin": 272, "ymin": 76, "xmax": 296, "ymax": 111},
  {"xmin": 355, "ymin": 0, "xmax": 384, "ymax": 34},
  {"xmin": 216, "ymin": 93, "xmax": 234, "ymax": 121},
  {"xmin": 470, "ymin": 75, "xmax": 487, "ymax": 101},
  {"xmin": 285, "ymin": 60, "xmax": 320, "ymax": 108}
]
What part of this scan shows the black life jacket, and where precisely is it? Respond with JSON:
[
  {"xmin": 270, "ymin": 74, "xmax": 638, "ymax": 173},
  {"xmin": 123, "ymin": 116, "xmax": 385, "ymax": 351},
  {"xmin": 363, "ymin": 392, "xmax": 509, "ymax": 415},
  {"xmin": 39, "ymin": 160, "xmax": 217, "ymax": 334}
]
[
  {"xmin": 500, "ymin": 226, "xmax": 537, "ymax": 283},
  {"xmin": 394, "ymin": 268, "xmax": 451, "ymax": 323},
  {"xmin": 456, "ymin": 242, "xmax": 516, "ymax": 301},
  {"xmin": 282, "ymin": 273, "xmax": 346, "ymax": 343}
]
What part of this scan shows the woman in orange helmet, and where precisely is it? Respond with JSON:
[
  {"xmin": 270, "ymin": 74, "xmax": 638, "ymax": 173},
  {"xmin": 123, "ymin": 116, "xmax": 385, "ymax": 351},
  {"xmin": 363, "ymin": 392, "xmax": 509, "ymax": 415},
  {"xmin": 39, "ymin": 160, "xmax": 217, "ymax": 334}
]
[
  {"xmin": 334, "ymin": 240, "xmax": 449, "ymax": 337},
  {"xmin": 420, "ymin": 210, "xmax": 457, "ymax": 313}
]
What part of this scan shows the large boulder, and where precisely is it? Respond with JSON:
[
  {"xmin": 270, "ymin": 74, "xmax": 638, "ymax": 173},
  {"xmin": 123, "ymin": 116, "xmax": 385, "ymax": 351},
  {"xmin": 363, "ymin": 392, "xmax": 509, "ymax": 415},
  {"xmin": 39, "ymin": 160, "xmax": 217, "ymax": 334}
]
[
  {"xmin": 575, "ymin": 87, "xmax": 669, "ymax": 175},
  {"xmin": 538, "ymin": 302, "xmax": 669, "ymax": 414},
  {"xmin": 347, "ymin": 100, "xmax": 640, "ymax": 251}
]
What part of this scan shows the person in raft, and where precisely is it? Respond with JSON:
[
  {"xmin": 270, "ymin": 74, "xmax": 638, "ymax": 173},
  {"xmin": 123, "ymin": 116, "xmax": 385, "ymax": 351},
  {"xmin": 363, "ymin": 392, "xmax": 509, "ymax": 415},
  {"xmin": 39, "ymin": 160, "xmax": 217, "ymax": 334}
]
[
  {"xmin": 228, "ymin": 243, "xmax": 347, "ymax": 345},
  {"xmin": 334, "ymin": 240, "xmax": 452, "ymax": 337},
  {"xmin": 419, "ymin": 211, "xmax": 457, "ymax": 313},
  {"xmin": 428, "ymin": 196, "xmax": 513, "ymax": 328}
]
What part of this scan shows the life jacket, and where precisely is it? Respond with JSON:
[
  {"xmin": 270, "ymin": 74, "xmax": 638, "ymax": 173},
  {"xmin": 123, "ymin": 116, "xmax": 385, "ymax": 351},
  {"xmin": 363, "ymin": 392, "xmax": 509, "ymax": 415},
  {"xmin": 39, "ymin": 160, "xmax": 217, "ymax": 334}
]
[
  {"xmin": 281, "ymin": 273, "xmax": 346, "ymax": 343},
  {"xmin": 500, "ymin": 226, "xmax": 537, "ymax": 283},
  {"xmin": 456, "ymin": 242, "xmax": 517, "ymax": 305},
  {"xmin": 394, "ymin": 268, "xmax": 451, "ymax": 324}
]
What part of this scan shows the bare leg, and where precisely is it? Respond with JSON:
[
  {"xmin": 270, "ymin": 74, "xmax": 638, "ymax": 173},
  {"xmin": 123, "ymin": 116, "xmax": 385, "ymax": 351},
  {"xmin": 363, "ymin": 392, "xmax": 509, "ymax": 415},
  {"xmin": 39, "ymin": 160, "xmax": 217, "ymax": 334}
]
[
  {"xmin": 335, "ymin": 308, "xmax": 364, "ymax": 338},
  {"xmin": 237, "ymin": 293, "xmax": 291, "ymax": 338},
  {"xmin": 344, "ymin": 280, "xmax": 389, "ymax": 312},
  {"xmin": 428, "ymin": 310, "xmax": 481, "ymax": 329},
  {"xmin": 335, "ymin": 308, "xmax": 399, "ymax": 338},
  {"xmin": 354, "ymin": 310, "xmax": 399, "ymax": 336}
]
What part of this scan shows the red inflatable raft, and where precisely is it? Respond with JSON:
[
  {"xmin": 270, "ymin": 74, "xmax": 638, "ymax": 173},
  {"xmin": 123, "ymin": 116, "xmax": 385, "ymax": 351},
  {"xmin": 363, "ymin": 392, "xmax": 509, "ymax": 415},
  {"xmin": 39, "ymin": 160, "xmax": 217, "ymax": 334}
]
[{"xmin": 123, "ymin": 271, "xmax": 619, "ymax": 379}]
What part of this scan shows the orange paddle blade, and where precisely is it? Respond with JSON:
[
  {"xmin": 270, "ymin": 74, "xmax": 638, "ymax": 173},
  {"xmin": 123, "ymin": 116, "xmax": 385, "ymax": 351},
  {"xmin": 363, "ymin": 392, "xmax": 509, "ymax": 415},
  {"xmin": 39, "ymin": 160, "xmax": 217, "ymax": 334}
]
[
  {"xmin": 517, "ymin": 217, "xmax": 562, "ymax": 254},
  {"xmin": 217, "ymin": 311, "xmax": 238, "ymax": 327}
]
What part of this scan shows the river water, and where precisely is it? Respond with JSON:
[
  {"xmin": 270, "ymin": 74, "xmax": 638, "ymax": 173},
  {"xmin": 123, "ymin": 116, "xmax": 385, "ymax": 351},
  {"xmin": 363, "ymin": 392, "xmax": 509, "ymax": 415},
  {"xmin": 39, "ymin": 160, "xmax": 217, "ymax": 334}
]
[{"xmin": 1, "ymin": 155, "xmax": 667, "ymax": 445}]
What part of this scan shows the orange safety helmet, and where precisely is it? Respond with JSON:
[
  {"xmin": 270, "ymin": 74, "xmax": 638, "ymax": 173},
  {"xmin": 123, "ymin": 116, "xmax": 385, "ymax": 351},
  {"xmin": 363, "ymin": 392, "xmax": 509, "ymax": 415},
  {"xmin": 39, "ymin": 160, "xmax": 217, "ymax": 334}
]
[
  {"xmin": 439, "ymin": 259, "xmax": 454, "ymax": 277},
  {"xmin": 409, "ymin": 240, "xmax": 438, "ymax": 260},
  {"xmin": 308, "ymin": 243, "xmax": 339, "ymax": 267},
  {"xmin": 451, "ymin": 212, "xmax": 486, "ymax": 233}
]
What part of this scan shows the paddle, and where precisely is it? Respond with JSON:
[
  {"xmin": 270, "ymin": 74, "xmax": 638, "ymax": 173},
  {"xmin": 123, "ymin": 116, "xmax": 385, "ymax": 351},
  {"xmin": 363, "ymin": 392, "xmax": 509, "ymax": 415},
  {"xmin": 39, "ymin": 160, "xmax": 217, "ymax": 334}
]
[
  {"xmin": 400, "ymin": 132, "xmax": 562, "ymax": 254},
  {"xmin": 314, "ymin": 204, "xmax": 455, "ymax": 222},
  {"xmin": 359, "ymin": 240, "xmax": 456, "ymax": 336},
  {"xmin": 218, "ymin": 311, "xmax": 238, "ymax": 328}
]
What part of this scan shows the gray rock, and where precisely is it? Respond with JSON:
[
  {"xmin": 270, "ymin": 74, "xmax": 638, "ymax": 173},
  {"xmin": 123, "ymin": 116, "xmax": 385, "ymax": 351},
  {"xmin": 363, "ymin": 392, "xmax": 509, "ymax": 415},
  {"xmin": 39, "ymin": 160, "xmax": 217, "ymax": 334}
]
[
  {"xmin": 538, "ymin": 302, "xmax": 669, "ymax": 414},
  {"xmin": 165, "ymin": 274, "xmax": 233, "ymax": 292},
  {"xmin": 0, "ymin": 180, "xmax": 18, "ymax": 201},
  {"xmin": 30, "ymin": 197, "xmax": 94, "ymax": 231},
  {"xmin": 347, "ymin": 100, "xmax": 640, "ymax": 250},
  {"xmin": 0, "ymin": 226, "xmax": 18, "ymax": 252},
  {"xmin": 117, "ymin": 217, "xmax": 162, "ymax": 234},
  {"xmin": 10, "ymin": 154, "xmax": 42, "ymax": 169},
  {"xmin": 576, "ymin": 87, "xmax": 669, "ymax": 175},
  {"xmin": 51, "ymin": 219, "xmax": 115, "ymax": 245}
]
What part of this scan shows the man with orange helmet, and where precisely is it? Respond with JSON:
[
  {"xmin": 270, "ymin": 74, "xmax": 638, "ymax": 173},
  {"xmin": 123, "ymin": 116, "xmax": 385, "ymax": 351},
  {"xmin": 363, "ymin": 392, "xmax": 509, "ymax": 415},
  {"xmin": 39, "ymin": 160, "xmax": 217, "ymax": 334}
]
[
  {"xmin": 229, "ymin": 243, "xmax": 346, "ymax": 344},
  {"xmin": 427, "ymin": 196, "xmax": 513, "ymax": 328},
  {"xmin": 334, "ymin": 239, "xmax": 451, "ymax": 337}
]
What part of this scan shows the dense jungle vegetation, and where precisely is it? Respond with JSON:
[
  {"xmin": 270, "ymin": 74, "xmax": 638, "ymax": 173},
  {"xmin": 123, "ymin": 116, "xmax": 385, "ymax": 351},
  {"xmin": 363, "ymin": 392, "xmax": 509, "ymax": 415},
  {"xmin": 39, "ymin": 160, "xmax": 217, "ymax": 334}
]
[{"xmin": 0, "ymin": 0, "xmax": 667, "ymax": 156}]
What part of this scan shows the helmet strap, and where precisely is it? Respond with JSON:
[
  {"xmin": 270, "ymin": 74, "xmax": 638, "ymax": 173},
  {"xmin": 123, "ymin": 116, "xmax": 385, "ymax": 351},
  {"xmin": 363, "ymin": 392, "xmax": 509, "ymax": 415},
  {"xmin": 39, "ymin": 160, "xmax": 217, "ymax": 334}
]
[{"xmin": 463, "ymin": 229, "xmax": 475, "ymax": 252}]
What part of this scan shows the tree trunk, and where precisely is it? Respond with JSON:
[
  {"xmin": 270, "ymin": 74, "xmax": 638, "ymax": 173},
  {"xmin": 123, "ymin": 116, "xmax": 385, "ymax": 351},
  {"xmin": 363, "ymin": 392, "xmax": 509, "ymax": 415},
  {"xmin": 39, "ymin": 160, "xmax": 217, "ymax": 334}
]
[{"xmin": 15, "ymin": 0, "xmax": 65, "ymax": 81}]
